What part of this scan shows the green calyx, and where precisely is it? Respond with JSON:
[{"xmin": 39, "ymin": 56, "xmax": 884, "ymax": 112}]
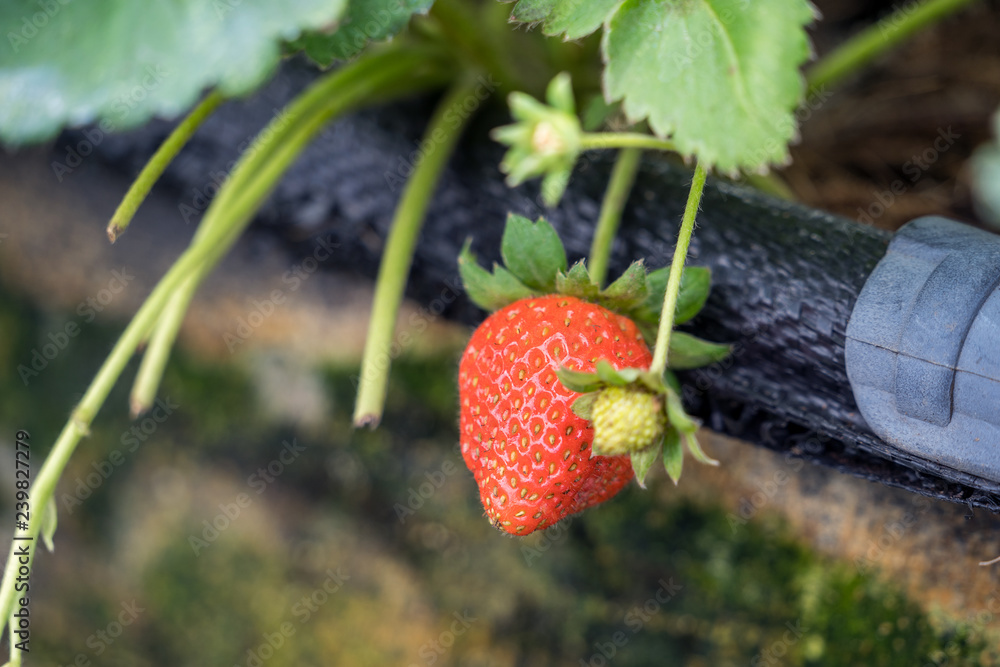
[
  {"xmin": 459, "ymin": 214, "xmax": 730, "ymax": 368},
  {"xmin": 560, "ymin": 360, "xmax": 718, "ymax": 488}
]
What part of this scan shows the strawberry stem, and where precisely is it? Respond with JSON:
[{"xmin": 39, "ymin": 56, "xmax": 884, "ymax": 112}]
[
  {"xmin": 353, "ymin": 77, "xmax": 481, "ymax": 428},
  {"xmin": 589, "ymin": 147, "xmax": 642, "ymax": 288},
  {"xmin": 650, "ymin": 161, "xmax": 708, "ymax": 377},
  {"xmin": 106, "ymin": 91, "xmax": 224, "ymax": 243},
  {"xmin": 805, "ymin": 0, "xmax": 975, "ymax": 96},
  {"xmin": 580, "ymin": 132, "xmax": 676, "ymax": 153},
  {"xmin": 0, "ymin": 45, "xmax": 451, "ymax": 648}
]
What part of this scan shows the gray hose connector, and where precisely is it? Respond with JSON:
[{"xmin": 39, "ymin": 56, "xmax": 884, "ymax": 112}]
[{"xmin": 846, "ymin": 217, "xmax": 1000, "ymax": 482}]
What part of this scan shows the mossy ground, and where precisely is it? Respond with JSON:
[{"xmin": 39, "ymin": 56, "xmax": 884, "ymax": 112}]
[{"xmin": 0, "ymin": 284, "xmax": 994, "ymax": 666}]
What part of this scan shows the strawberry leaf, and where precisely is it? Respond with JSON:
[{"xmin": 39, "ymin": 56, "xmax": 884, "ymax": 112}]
[
  {"xmin": 556, "ymin": 261, "xmax": 600, "ymax": 300},
  {"xmin": 501, "ymin": 214, "xmax": 568, "ymax": 291},
  {"xmin": 557, "ymin": 368, "xmax": 603, "ymax": 394},
  {"xmin": 603, "ymin": 0, "xmax": 814, "ymax": 173},
  {"xmin": 544, "ymin": 0, "xmax": 624, "ymax": 40},
  {"xmin": 506, "ymin": 0, "xmax": 623, "ymax": 40},
  {"xmin": 662, "ymin": 426, "xmax": 683, "ymax": 485},
  {"xmin": 459, "ymin": 240, "xmax": 539, "ymax": 311},
  {"xmin": 631, "ymin": 437, "xmax": 663, "ymax": 488},
  {"xmin": 571, "ymin": 392, "xmax": 598, "ymax": 420},
  {"xmin": 674, "ymin": 267, "xmax": 712, "ymax": 324},
  {"xmin": 684, "ymin": 431, "xmax": 719, "ymax": 466},
  {"xmin": 636, "ymin": 266, "xmax": 711, "ymax": 326},
  {"xmin": 288, "ymin": 0, "xmax": 433, "ymax": 66},
  {"xmin": 600, "ymin": 260, "xmax": 648, "ymax": 311},
  {"xmin": 667, "ymin": 332, "xmax": 730, "ymax": 370},
  {"xmin": 0, "ymin": 0, "xmax": 349, "ymax": 145},
  {"xmin": 510, "ymin": 0, "xmax": 557, "ymax": 23},
  {"xmin": 665, "ymin": 390, "xmax": 698, "ymax": 433},
  {"xmin": 596, "ymin": 360, "xmax": 631, "ymax": 386}
]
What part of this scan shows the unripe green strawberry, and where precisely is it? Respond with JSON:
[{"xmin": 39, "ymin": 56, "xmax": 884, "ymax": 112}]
[
  {"xmin": 459, "ymin": 295, "xmax": 653, "ymax": 536},
  {"xmin": 590, "ymin": 386, "xmax": 665, "ymax": 456}
]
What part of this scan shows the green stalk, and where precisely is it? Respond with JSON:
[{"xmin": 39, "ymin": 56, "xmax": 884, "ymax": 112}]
[
  {"xmin": 589, "ymin": 147, "xmax": 642, "ymax": 287},
  {"xmin": 106, "ymin": 92, "xmax": 224, "ymax": 242},
  {"xmin": 806, "ymin": 0, "xmax": 977, "ymax": 95},
  {"xmin": 0, "ymin": 44, "xmax": 450, "ymax": 661},
  {"xmin": 429, "ymin": 0, "xmax": 520, "ymax": 94},
  {"xmin": 126, "ymin": 46, "xmax": 451, "ymax": 417},
  {"xmin": 650, "ymin": 162, "xmax": 708, "ymax": 377},
  {"xmin": 580, "ymin": 132, "xmax": 676, "ymax": 152},
  {"xmin": 353, "ymin": 78, "xmax": 481, "ymax": 427}
]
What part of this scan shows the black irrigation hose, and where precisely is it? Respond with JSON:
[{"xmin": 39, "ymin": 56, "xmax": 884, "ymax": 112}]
[{"xmin": 72, "ymin": 60, "xmax": 1000, "ymax": 512}]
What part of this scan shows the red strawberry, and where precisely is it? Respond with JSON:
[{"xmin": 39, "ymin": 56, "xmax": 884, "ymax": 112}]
[{"xmin": 459, "ymin": 295, "xmax": 654, "ymax": 535}]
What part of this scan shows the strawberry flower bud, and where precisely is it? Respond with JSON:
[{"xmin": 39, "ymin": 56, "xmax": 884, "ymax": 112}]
[{"xmin": 491, "ymin": 72, "xmax": 582, "ymax": 207}]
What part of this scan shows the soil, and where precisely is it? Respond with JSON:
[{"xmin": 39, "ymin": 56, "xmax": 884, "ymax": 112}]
[{"xmin": 790, "ymin": 0, "xmax": 1000, "ymax": 231}]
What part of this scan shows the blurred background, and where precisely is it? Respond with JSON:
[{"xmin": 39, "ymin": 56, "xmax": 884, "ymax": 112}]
[{"xmin": 3, "ymin": 0, "xmax": 1000, "ymax": 665}]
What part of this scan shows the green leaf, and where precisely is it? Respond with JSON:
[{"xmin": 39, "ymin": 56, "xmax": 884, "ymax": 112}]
[
  {"xmin": 631, "ymin": 437, "xmax": 663, "ymax": 488},
  {"xmin": 665, "ymin": 389, "xmax": 698, "ymax": 433},
  {"xmin": 545, "ymin": 0, "xmax": 624, "ymax": 40},
  {"xmin": 458, "ymin": 240, "xmax": 538, "ymax": 312},
  {"xmin": 662, "ymin": 426, "xmax": 683, "ymax": 485},
  {"xmin": 511, "ymin": 0, "xmax": 557, "ymax": 23},
  {"xmin": 640, "ymin": 266, "xmax": 711, "ymax": 324},
  {"xmin": 595, "ymin": 360, "xmax": 629, "ymax": 386},
  {"xmin": 675, "ymin": 267, "xmax": 712, "ymax": 324},
  {"xmin": 0, "ymin": 0, "xmax": 349, "ymax": 145},
  {"xmin": 507, "ymin": 0, "xmax": 623, "ymax": 40},
  {"xmin": 556, "ymin": 261, "xmax": 600, "ymax": 300},
  {"xmin": 41, "ymin": 497, "xmax": 57, "ymax": 552},
  {"xmin": 501, "ymin": 214, "xmax": 567, "ymax": 291},
  {"xmin": 600, "ymin": 260, "xmax": 648, "ymax": 311},
  {"xmin": 667, "ymin": 332, "xmax": 731, "ymax": 370},
  {"xmin": 684, "ymin": 431, "xmax": 719, "ymax": 466},
  {"xmin": 288, "ymin": 0, "xmax": 432, "ymax": 66},
  {"xmin": 557, "ymin": 368, "xmax": 603, "ymax": 394},
  {"xmin": 572, "ymin": 392, "xmax": 598, "ymax": 420},
  {"xmin": 663, "ymin": 369, "xmax": 681, "ymax": 394},
  {"xmin": 581, "ymin": 94, "xmax": 620, "ymax": 132},
  {"xmin": 603, "ymin": 0, "xmax": 815, "ymax": 172}
]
